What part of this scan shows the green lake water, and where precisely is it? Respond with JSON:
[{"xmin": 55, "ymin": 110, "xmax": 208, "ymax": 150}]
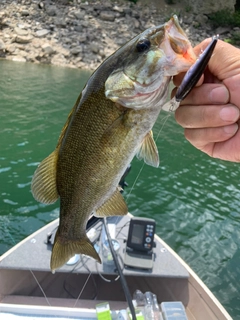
[{"xmin": 0, "ymin": 59, "xmax": 240, "ymax": 318}]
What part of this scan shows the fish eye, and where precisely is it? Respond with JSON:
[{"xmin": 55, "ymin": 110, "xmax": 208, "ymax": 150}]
[{"xmin": 136, "ymin": 39, "xmax": 151, "ymax": 53}]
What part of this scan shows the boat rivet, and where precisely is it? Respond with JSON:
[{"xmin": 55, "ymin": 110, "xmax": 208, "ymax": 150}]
[
  {"xmin": 160, "ymin": 248, "xmax": 167, "ymax": 253},
  {"xmin": 30, "ymin": 238, "xmax": 36, "ymax": 244}
]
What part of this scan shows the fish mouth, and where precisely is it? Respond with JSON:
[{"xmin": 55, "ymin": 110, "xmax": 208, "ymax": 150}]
[
  {"xmin": 163, "ymin": 15, "xmax": 196, "ymax": 72},
  {"xmin": 133, "ymin": 15, "xmax": 196, "ymax": 86},
  {"xmin": 169, "ymin": 15, "xmax": 187, "ymax": 37},
  {"xmin": 105, "ymin": 15, "xmax": 196, "ymax": 110}
]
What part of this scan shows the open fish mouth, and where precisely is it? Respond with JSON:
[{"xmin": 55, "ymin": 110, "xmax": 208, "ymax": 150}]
[
  {"xmin": 159, "ymin": 15, "xmax": 196, "ymax": 74},
  {"xmin": 105, "ymin": 15, "xmax": 196, "ymax": 110}
]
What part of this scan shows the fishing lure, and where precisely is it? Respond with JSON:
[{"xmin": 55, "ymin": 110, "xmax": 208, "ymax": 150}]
[{"xmin": 163, "ymin": 35, "xmax": 219, "ymax": 112}]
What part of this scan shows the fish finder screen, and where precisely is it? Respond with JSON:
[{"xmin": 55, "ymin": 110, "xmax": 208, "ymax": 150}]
[{"xmin": 131, "ymin": 224, "xmax": 144, "ymax": 244}]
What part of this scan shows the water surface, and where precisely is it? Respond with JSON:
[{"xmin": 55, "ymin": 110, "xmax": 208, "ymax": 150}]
[{"xmin": 0, "ymin": 60, "xmax": 240, "ymax": 318}]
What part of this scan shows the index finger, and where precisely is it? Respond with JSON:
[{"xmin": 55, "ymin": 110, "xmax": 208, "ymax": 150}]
[{"xmin": 178, "ymin": 83, "xmax": 229, "ymax": 106}]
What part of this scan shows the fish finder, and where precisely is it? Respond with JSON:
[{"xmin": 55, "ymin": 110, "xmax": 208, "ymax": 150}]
[
  {"xmin": 124, "ymin": 217, "xmax": 156, "ymax": 270},
  {"xmin": 127, "ymin": 217, "xmax": 156, "ymax": 252}
]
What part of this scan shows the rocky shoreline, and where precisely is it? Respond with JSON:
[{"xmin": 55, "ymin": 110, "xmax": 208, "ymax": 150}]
[{"xmin": 0, "ymin": 0, "xmax": 237, "ymax": 70}]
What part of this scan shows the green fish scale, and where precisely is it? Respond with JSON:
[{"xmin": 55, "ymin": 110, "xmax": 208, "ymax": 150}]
[{"xmin": 56, "ymin": 86, "xmax": 143, "ymax": 239}]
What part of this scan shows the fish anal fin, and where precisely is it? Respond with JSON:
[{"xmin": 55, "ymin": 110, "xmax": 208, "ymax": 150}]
[
  {"xmin": 95, "ymin": 188, "xmax": 128, "ymax": 217},
  {"xmin": 136, "ymin": 130, "xmax": 159, "ymax": 168},
  {"xmin": 50, "ymin": 230, "xmax": 101, "ymax": 272},
  {"xmin": 31, "ymin": 150, "xmax": 59, "ymax": 204}
]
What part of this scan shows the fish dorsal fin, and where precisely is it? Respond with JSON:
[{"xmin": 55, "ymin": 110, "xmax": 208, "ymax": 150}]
[
  {"xmin": 31, "ymin": 150, "xmax": 59, "ymax": 204},
  {"xmin": 136, "ymin": 130, "xmax": 159, "ymax": 168},
  {"xmin": 56, "ymin": 94, "xmax": 81, "ymax": 148},
  {"xmin": 31, "ymin": 94, "xmax": 82, "ymax": 204},
  {"xmin": 95, "ymin": 188, "xmax": 128, "ymax": 217}
]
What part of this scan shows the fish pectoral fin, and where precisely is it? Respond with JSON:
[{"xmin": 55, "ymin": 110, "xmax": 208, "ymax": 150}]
[
  {"xmin": 95, "ymin": 188, "xmax": 128, "ymax": 217},
  {"xmin": 136, "ymin": 130, "xmax": 159, "ymax": 168},
  {"xmin": 51, "ymin": 229, "xmax": 101, "ymax": 272},
  {"xmin": 31, "ymin": 150, "xmax": 59, "ymax": 204}
]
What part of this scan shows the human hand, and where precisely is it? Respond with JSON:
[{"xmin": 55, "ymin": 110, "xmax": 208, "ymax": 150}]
[{"xmin": 174, "ymin": 39, "xmax": 240, "ymax": 162}]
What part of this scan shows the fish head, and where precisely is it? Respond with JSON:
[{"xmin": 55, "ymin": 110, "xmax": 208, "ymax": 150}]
[{"xmin": 105, "ymin": 15, "xmax": 196, "ymax": 109}]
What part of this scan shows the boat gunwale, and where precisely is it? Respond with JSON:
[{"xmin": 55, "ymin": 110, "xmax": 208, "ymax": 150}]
[
  {"xmin": 0, "ymin": 302, "xmax": 96, "ymax": 318},
  {"xmin": 154, "ymin": 233, "xmax": 232, "ymax": 320}
]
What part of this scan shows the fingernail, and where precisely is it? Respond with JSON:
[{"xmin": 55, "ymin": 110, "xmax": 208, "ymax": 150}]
[
  {"xmin": 220, "ymin": 106, "xmax": 240, "ymax": 122},
  {"xmin": 224, "ymin": 123, "xmax": 238, "ymax": 134},
  {"xmin": 210, "ymin": 86, "xmax": 229, "ymax": 104}
]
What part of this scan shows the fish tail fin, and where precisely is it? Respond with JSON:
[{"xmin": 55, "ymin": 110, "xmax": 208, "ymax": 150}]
[{"xmin": 50, "ymin": 229, "xmax": 101, "ymax": 273}]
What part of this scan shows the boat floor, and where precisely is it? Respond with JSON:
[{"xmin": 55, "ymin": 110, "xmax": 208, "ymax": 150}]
[{"xmin": 0, "ymin": 216, "xmax": 189, "ymax": 277}]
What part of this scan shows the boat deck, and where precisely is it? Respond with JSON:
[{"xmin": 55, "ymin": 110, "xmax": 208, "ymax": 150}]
[
  {"xmin": 0, "ymin": 216, "xmax": 189, "ymax": 304},
  {"xmin": 0, "ymin": 215, "xmax": 189, "ymax": 277},
  {"xmin": 0, "ymin": 215, "xmax": 232, "ymax": 320}
]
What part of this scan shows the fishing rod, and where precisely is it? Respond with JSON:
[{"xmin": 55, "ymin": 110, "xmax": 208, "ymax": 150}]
[{"xmin": 103, "ymin": 217, "xmax": 137, "ymax": 320}]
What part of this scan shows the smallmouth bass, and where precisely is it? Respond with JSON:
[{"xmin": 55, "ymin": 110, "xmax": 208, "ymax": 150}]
[{"xmin": 31, "ymin": 15, "xmax": 196, "ymax": 272}]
